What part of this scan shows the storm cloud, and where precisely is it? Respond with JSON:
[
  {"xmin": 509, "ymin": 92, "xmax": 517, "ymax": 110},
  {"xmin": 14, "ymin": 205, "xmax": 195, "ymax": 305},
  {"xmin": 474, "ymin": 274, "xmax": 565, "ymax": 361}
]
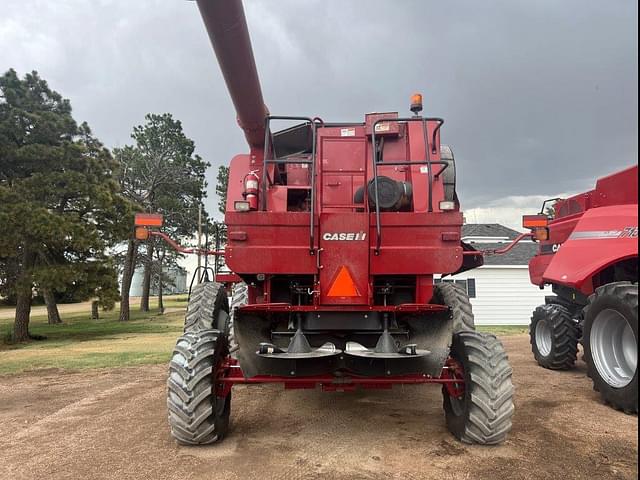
[{"xmin": 2, "ymin": 0, "xmax": 637, "ymax": 225}]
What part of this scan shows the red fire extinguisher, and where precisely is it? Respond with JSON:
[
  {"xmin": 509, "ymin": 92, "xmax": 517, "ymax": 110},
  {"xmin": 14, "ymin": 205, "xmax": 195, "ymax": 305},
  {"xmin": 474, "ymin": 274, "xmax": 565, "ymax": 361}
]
[{"xmin": 243, "ymin": 170, "xmax": 260, "ymax": 210}]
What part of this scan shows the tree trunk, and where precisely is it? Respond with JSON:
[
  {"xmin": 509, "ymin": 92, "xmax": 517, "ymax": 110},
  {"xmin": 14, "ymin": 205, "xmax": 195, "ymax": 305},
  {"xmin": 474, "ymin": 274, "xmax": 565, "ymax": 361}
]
[
  {"xmin": 43, "ymin": 288, "xmax": 62, "ymax": 324},
  {"xmin": 140, "ymin": 242, "xmax": 154, "ymax": 312},
  {"xmin": 14, "ymin": 289, "xmax": 32, "ymax": 342},
  {"xmin": 158, "ymin": 276, "xmax": 164, "ymax": 314},
  {"xmin": 91, "ymin": 301, "xmax": 100, "ymax": 320},
  {"xmin": 13, "ymin": 250, "xmax": 36, "ymax": 342},
  {"xmin": 119, "ymin": 239, "xmax": 138, "ymax": 322},
  {"xmin": 157, "ymin": 248, "xmax": 165, "ymax": 314}
]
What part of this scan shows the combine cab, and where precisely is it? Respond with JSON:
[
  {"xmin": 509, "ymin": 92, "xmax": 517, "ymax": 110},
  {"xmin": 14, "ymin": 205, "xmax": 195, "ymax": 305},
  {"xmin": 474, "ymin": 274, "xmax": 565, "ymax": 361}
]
[
  {"xmin": 523, "ymin": 166, "xmax": 638, "ymax": 413},
  {"xmin": 154, "ymin": 0, "xmax": 514, "ymax": 445}
]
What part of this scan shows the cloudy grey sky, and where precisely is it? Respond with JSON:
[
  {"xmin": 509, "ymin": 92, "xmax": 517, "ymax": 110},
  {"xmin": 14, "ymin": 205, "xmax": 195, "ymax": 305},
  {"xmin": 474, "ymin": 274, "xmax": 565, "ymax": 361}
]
[{"xmin": 2, "ymin": 0, "xmax": 637, "ymax": 228}]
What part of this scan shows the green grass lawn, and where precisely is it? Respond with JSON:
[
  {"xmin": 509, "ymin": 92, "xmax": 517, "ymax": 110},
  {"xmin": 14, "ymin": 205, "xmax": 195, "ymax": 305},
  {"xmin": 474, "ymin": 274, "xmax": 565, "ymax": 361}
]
[
  {"xmin": 0, "ymin": 295, "xmax": 528, "ymax": 375},
  {"xmin": 478, "ymin": 325, "xmax": 528, "ymax": 336},
  {"xmin": 0, "ymin": 297, "xmax": 186, "ymax": 375}
]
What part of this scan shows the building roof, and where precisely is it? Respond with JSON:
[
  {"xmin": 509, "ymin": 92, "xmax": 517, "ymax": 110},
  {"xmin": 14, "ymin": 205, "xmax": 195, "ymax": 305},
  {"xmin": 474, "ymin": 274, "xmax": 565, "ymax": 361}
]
[
  {"xmin": 462, "ymin": 223, "xmax": 537, "ymax": 266},
  {"xmin": 462, "ymin": 223, "xmax": 522, "ymax": 240}
]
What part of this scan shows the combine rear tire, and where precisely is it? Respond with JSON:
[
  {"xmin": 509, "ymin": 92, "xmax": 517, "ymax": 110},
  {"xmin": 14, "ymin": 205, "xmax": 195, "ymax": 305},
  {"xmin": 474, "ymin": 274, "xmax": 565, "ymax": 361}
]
[
  {"xmin": 167, "ymin": 330, "xmax": 231, "ymax": 444},
  {"xmin": 583, "ymin": 282, "xmax": 638, "ymax": 414},
  {"xmin": 184, "ymin": 282, "xmax": 229, "ymax": 333},
  {"xmin": 228, "ymin": 282, "xmax": 248, "ymax": 355},
  {"xmin": 433, "ymin": 282, "xmax": 475, "ymax": 332},
  {"xmin": 443, "ymin": 331, "xmax": 514, "ymax": 445},
  {"xmin": 529, "ymin": 304, "xmax": 579, "ymax": 370},
  {"xmin": 440, "ymin": 144, "xmax": 457, "ymax": 203}
]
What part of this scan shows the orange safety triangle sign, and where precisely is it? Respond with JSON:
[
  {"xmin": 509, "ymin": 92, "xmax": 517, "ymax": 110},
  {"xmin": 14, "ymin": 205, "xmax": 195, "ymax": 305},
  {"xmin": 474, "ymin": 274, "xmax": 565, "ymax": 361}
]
[{"xmin": 326, "ymin": 266, "xmax": 360, "ymax": 297}]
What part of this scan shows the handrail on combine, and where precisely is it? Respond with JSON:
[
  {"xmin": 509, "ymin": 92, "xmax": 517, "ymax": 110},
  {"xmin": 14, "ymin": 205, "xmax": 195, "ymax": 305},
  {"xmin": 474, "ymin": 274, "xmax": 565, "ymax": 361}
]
[
  {"xmin": 371, "ymin": 117, "xmax": 445, "ymax": 255},
  {"xmin": 261, "ymin": 115, "xmax": 318, "ymax": 254}
]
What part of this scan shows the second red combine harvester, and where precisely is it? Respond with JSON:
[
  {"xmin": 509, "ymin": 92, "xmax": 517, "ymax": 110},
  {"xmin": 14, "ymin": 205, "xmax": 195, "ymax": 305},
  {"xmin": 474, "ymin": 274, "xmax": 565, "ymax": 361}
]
[
  {"xmin": 522, "ymin": 166, "xmax": 638, "ymax": 413},
  {"xmin": 153, "ymin": 0, "xmax": 514, "ymax": 446}
]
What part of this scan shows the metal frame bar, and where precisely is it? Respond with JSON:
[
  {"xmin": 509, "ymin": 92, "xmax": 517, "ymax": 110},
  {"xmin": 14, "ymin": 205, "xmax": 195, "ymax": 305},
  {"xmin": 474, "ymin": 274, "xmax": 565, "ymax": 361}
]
[
  {"xmin": 238, "ymin": 302, "xmax": 448, "ymax": 313},
  {"xmin": 262, "ymin": 116, "xmax": 317, "ymax": 254},
  {"xmin": 217, "ymin": 359, "xmax": 464, "ymax": 390},
  {"xmin": 371, "ymin": 117, "xmax": 444, "ymax": 255}
]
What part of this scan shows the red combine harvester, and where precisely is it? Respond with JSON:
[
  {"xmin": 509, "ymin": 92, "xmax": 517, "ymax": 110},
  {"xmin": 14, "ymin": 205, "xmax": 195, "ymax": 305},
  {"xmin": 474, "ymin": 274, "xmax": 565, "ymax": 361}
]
[
  {"xmin": 136, "ymin": 0, "xmax": 515, "ymax": 445},
  {"xmin": 522, "ymin": 166, "xmax": 638, "ymax": 413}
]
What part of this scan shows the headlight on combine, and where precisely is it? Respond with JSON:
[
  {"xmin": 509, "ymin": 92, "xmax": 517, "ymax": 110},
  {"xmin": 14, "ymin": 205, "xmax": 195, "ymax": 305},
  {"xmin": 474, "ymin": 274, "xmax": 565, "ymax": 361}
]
[
  {"xmin": 439, "ymin": 200, "xmax": 456, "ymax": 211},
  {"xmin": 234, "ymin": 200, "xmax": 251, "ymax": 212}
]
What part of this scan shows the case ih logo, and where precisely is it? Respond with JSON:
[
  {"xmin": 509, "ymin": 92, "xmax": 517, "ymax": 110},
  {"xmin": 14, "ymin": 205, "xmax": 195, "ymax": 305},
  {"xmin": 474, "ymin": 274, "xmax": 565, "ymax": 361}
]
[{"xmin": 322, "ymin": 231, "xmax": 367, "ymax": 241}]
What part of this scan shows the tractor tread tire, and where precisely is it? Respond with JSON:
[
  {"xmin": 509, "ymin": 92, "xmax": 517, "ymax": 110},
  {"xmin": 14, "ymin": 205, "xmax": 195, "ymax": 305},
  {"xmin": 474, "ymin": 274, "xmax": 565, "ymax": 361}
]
[
  {"xmin": 529, "ymin": 304, "xmax": 579, "ymax": 370},
  {"xmin": 229, "ymin": 282, "xmax": 248, "ymax": 355},
  {"xmin": 583, "ymin": 281, "xmax": 638, "ymax": 414},
  {"xmin": 443, "ymin": 331, "xmax": 514, "ymax": 445},
  {"xmin": 184, "ymin": 282, "xmax": 229, "ymax": 333},
  {"xmin": 440, "ymin": 144, "xmax": 457, "ymax": 203},
  {"xmin": 434, "ymin": 282, "xmax": 475, "ymax": 332},
  {"xmin": 167, "ymin": 330, "xmax": 231, "ymax": 445}
]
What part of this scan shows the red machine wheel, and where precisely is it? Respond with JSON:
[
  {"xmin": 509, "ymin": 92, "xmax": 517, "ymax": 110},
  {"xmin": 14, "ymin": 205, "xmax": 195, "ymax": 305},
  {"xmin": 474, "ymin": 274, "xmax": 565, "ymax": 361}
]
[
  {"xmin": 529, "ymin": 303, "xmax": 579, "ymax": 370},
  {"xmin": 442, "ymin": 331, "xmax": 514, "ymax": 445},
  {"xmin": 228, "ymin": 282, "xmax": 248, "ymax": 355},
  {"xmin": 184, "ymin": 281, "xmax": 229, "ymax": 333},
  {"xmin": 432, "ymin": 282, "xmax": 475, "ymax": 333},
  {"xmin": 167, "ymin": 330, "xmax": 232, "ymax": 445},
  {"xmin": 583, "ymin": 281, "xmax": 638, "ymax": 414}
]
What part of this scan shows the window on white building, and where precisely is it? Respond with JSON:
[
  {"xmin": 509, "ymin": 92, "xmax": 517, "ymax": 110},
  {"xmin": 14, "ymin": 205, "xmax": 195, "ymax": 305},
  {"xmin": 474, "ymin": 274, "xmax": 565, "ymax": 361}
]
[{"xmin": 435, "ymin": 278, "xmax": 476, "ymax": 298}]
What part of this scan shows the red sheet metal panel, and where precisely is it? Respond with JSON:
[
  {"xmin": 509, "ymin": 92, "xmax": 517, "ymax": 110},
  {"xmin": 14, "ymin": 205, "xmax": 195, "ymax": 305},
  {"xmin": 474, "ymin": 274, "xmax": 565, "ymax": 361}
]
[
  {"xmin": 543, "ymin": 205, "xmax": 638, "ymax": 294},
  {"xmin": 225, "ymin": 212, "xmax": 316, "ymax": 274},
  {"xmin": 319, "ymin": 213, "xmax": 369, "ymax": 305}
]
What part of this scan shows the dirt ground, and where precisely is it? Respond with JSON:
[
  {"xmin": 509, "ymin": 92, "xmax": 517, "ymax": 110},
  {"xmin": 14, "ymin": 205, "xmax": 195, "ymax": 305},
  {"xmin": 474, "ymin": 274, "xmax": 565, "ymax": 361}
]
[{"xmin": 0, "ymin": 335, "xmax": 636, "ymax": 480}]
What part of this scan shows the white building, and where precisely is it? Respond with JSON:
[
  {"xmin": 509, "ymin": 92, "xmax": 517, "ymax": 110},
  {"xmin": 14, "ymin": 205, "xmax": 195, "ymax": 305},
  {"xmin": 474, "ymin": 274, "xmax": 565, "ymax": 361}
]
[
  {"xmin": 438, "ymin": 224, "xmax": 550, "ymax": 326},
  {"xmin": 129, "ymin": 266, "xmax": 188, "ymax": 296}
]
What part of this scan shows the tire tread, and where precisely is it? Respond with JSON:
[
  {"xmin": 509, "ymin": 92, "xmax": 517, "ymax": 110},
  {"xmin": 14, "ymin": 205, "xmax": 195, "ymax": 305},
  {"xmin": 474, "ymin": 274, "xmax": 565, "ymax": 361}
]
[
  {"xmin": 583, "ymin": 281, "xmax": 638, "ymax": 414},
  {"xmin": 434, "ymin": 283, "xmax": 475, "ymax": 333},
  {"xmin": 529, "ymin": 303, "xmax": 579, "ymax": 370},
  {"xmin": 445, "ymin": 331, "xmax": 514, "ymax": 445}
]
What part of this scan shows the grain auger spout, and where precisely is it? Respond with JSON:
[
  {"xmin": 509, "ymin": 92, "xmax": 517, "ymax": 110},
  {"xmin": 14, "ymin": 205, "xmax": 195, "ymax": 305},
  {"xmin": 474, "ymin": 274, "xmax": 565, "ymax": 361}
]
[{"xmin": 196, "ymin": 0, "xmax": 269, "ymax": 150}]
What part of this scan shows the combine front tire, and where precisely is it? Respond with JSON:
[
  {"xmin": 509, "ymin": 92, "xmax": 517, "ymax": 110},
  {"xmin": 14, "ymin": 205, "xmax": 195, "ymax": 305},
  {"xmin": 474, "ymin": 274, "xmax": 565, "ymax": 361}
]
[
  {"xmin": 167, "ymin": 330, "xmax": 231, "ymax": 445},
  {"xmin": 443, "ymin": 331, "xmax": 514, "ymax": 445},
  {"xmin": 583, "ymin": 282, "xmax": 638, "ymax": 414},
  {"xmin": 529, "ymin": 304, "xmax": 579, "ymax": 370}
]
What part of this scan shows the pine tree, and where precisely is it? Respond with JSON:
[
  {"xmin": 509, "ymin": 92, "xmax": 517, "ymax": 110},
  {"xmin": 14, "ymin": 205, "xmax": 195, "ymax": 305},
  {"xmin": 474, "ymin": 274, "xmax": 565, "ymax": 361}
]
[
  {"xmin": 216, "ymin": 165, "xmax": 229, "ymax": 215},
  {"xmin": 115, "ymin": 113, "xmax": 208, "ymax": 316},
  {"xmin": 0, "ymin": 69, "xmax": 130, "ymax": 341}
]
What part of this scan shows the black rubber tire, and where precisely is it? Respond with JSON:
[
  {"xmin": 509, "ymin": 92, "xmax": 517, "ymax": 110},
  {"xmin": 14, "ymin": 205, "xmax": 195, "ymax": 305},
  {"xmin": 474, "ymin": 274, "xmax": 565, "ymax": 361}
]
[
  {"xmin": 433, "ymin": 282, "xmax": 475, "ymax": 332},
  {"xmin": 440, "ymin": 144, "xmax": 456, "ymax": 203},
  {"xmin": 529, "ymin": 304, "xmax": 579, "ymax": 370},
  {"xmin": 583, "ymin": 281, "xmax": 638, "ymax": 414},
  {"xmin": 167, "ymin": 330, "xmax": 231, "ymax": 445},
  {"xmin": 228, "ymin": 282, "xmax": 248, "ymax": 355},
  {"xmin": 443, "ymin": 331, "xmax": 514, "ymax": 445},
  {"xmin": 184, "ymin": 282, "xmax": 229, "ymax": 333}
]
